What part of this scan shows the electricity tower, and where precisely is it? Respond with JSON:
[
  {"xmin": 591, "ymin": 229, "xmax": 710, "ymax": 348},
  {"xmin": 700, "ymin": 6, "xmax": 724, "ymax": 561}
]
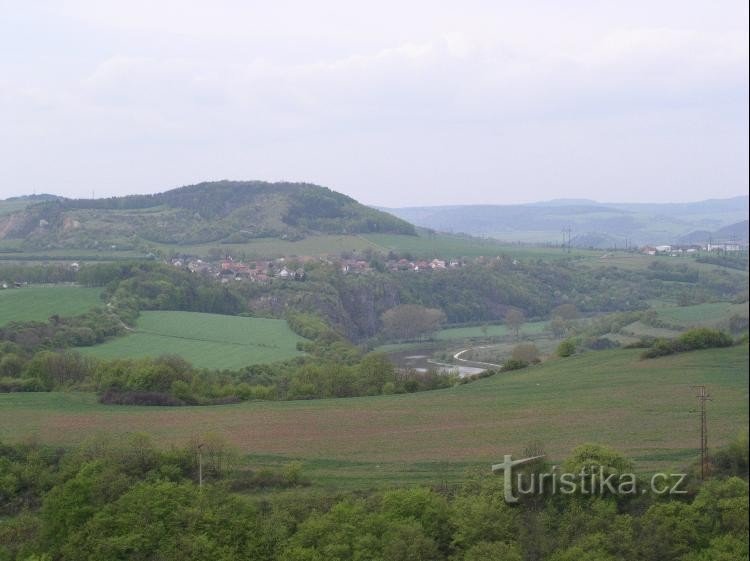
[{"xmin": 692, "ymin": 385, "xmax": 711, "ymax": 480}]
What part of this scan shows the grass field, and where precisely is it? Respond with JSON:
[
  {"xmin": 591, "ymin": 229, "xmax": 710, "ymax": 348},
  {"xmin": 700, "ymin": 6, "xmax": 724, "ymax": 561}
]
[
  {"xmin": 434, "ymin": 320, "xmax": 549, "ymax": 341},
  {"xmin": 363, "ymin": 233, "xmax": 599, "ymax": 260},
  {"xmin": 619, "ymin": 302, "xmax": 749, "ymax": 339},
  {"xmin": 655, "ymin": 302, "xmax": 749, "ymax": 326},
  {"xmin": 144, "ymin": 232, "xmax": 601, "ymax": 261},
  {"xmin": 2, "ymin": 345, "xmax": 746, "ymax": 488},
  {"xmin": 0, "ymin": 285, "xmax": 103, "ymax": 326},
  {"xmin": 79, "ymin": 311, "xmax": 306, "ymax": 369}
]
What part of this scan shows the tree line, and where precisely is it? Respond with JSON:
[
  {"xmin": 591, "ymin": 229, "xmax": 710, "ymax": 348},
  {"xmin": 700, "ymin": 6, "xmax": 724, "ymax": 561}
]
[{"xmin": 0, "ymin": 434, "xmax": 747, "ymax": 560}]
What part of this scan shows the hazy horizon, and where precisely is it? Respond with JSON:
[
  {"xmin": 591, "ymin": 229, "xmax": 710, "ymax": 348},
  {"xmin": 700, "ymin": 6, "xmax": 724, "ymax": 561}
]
[
  {"xmin": 3, "ymin": 181, "xmax": 748, "ymax": 208},
  {"xmin": 1, "ymin": 1, "xmax": 748, "ymax": 206}
]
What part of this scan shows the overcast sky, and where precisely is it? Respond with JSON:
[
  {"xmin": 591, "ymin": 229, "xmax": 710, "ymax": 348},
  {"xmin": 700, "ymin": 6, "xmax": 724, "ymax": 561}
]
[{"xmin": 1, "ymin": 1, "xmax": 748, "ymax": 206}]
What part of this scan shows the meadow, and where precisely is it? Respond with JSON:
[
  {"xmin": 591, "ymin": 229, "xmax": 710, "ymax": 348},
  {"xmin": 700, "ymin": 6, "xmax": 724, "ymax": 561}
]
[
  {"xmin": 434, "ymin": 320, "xmax": 549, "ymax": 341},
  {"xmin": 363, "ymin": 233, "xmax": 598, "ymax": 260},
  {"xmin": 655, "ymin": 301, "xmax": 749, "ymax": 326},
  {"xmin": 79, "ymin": 311, "xmax": 306, "ymax": 369},
  {"xmin": 133, "ymin": 232, "xmax": 598, "ymax": 261},
  {"xmin": 2, "ymin": 345, "xmax": 746, "ymax": 488},
  {"xmin": 0, "ymin": 285, "xmax": 103, "ymax": 326}
]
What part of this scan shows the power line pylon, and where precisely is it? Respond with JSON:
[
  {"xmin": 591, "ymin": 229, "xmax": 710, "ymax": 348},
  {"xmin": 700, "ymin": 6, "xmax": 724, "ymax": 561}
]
[{"xmin": 692, "ymin": 385, "xmax": 711, "ymax": 480}]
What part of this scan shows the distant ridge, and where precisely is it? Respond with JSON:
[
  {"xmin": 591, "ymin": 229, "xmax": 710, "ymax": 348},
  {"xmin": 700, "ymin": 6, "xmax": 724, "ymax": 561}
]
[{"xmin": 381, "ymin": 196, "xmax": 748, "ymax": 247}]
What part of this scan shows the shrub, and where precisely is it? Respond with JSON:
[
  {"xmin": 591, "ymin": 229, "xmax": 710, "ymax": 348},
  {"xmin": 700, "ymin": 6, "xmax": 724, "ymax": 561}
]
[
  {"xmin": 641, "ymin": 328, "xmax": 734, "ymax": 359},
  {"xmin": 502, "ymin": 359, "xmax": 529, "ymax": 371},
  {"xmin": 582, "ymin": 337, "xmax": 619, "ymax": 351},
  {"xmin": 0, "ymin": 377, "xmax": 46, "ymax": 392},
  {"xmin": 678, "ymin": 328, "xmax": 733, "ymax": 350},
  {"xmin": 557, "ymin": 338, "xmax": 578, "ymax": 357},
  {"xmin": 511, "ymin": 343, "xmax": 540, "ymax": 363},
  {"xmin": 99, "ymin": 390, "xmax": 186, "ymax": 406}
]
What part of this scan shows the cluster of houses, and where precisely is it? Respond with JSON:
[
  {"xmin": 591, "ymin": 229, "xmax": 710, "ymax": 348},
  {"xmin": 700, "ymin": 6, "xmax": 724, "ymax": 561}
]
[
  {"xmin": 169, "ymin": 254, "xmax": 469, "ymax": 282},
  {"xmin": 641, "ymin": 242, "xmax": 745, "ymax": 256},
  {"xmin": 339, "ymin": 257, "xmax": 463, "ymax": 274},
  {"xmin": 170, "ymin": 256, "xmax": 306, "ymax": 283}
]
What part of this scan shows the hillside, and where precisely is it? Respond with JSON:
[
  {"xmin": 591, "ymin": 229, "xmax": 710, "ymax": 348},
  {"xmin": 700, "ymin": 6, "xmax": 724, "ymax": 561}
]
[
  {"xmin": 0, "ymin": 181, "xmax": 415, "ymax": 250},
  {"xmin": 2, "ymin": 345, "xmax": 747, "ymax": 482},
  {"xmin": 677, "ymin": 220, "xmax": 749, "ymax": 245},
  {"xmin": 382, "ymin": 196, "xmax": 749, "ymax": 247}
]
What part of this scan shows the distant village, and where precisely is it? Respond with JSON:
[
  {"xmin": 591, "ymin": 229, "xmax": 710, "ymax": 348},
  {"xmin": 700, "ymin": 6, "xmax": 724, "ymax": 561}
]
[
  {"xmin": 0, "ymin": 239, "xmax": 746, "ymax": 290},
  {"xmin": 160, "ymin": 239, "xmax": 748, "ymax": 285},
  {"xmin": 640, "ymin": 241, "xmax": 745, "ymax": 256},
  {"xmin": 168, "ymin": 255, "xmax": 468, "ymax": 284}
]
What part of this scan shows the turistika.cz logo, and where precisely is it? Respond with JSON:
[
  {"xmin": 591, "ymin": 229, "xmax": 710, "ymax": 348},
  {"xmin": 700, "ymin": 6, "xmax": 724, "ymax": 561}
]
[{"xmin": 492, "ymin": 454, "xmax": 687, "ymax": 503}]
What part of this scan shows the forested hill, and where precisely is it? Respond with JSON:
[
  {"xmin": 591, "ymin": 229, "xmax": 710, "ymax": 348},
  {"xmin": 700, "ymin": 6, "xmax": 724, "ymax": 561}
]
[{"xmin": 0, "ymin": 181, "xmax": 415, "ymax": 249}]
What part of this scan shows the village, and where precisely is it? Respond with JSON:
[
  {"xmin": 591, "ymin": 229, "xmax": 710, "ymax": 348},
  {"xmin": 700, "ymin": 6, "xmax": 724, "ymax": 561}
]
[{"xmin": 167, "ymin": 254, "xmax": 468, "ymax": 284}]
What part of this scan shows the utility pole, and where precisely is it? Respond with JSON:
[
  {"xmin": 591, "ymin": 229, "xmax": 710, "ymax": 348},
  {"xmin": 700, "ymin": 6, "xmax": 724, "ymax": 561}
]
[
  {"xmin": 561, "ymin": 227, "xmax": 572, "ymax": 253},
  {"xmin": 197, "ymin": 443, "xmax": 204, "ymax": 489},
  {"xmin": 692, "ymin": 386, "xmax": 711, "ymax": 480}
]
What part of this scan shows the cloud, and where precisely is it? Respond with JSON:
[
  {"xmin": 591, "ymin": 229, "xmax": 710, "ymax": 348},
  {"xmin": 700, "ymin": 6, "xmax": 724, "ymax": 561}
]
[{"xmin": 0, "ymin": 2, "xmax": 747, "ymax": 203}]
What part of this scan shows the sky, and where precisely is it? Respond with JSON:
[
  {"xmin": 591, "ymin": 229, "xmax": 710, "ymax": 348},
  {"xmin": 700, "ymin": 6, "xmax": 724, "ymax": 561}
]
[{"xmin": 1, "ymin": 1, "xmax": 748, "ymax": 206}]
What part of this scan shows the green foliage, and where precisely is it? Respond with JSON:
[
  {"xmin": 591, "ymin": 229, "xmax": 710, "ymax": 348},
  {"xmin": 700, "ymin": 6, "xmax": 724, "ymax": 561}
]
[
  {"xmin": 501, "ymin": 359, "xmax": 530, "ymax": 371},
  {"xmin": 641, "ymin": 328, "xmax": 734, "ymax": 359},
  {"xmin": 380, "ymin": 304, "xmax": 446, "ymax": 342},
  {"xmin": 0, "ymin": 437, "xmax": 748, "ymax": 561},
  {"xmin": 510, "ymin": 343, "xmax": 540, "ymax": 363},
  {"xmin": 556, "ymin": 338, "xmax": 577, "ymax": 357}
]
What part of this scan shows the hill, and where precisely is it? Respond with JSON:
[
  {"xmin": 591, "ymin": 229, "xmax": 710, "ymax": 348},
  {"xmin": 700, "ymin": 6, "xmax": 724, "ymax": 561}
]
[
  {"xmin": 382, "ymin": 196, "xmax": 749, "ymax": 247},
  {"xmin": 1, "ymin": 345, "xmax": 747, "ymax": 486},
  {"xmin": 0, "ymin": 181, "xmax": 415, "ymax": 251},
  {"xmin": 677, "ymin": 220, "xmax": 749, "ymax": 245}
]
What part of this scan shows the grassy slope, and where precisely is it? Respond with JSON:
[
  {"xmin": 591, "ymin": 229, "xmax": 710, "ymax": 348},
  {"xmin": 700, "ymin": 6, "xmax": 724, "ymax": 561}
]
[
  {"xmin": 79, "ymin": 311, "xmax": 306, "ymax": 369},
  {"xmin": 656, "ymin": 302, "xmax": 748, "ymax": 325},
  {"xmin": 434, "ymin": 321, "xmax": 549, "ymax": 341},
  {"xmin": 2, "ymin": 345, "xmax": 746, "ymax": 488},
  {"xmin": 363, "ymin": 233, "xmax": 599, "ymax": 260},
  {"xmin": 0, "ymin": 286, "xmax": 102, "ymax": 326}
]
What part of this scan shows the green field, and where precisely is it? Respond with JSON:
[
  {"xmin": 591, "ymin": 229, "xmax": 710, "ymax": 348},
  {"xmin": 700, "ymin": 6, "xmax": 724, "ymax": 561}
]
[
  {"xmin": 0, "ymin": 285, "xmax": 103, "ymax": 326},
  {"xmin": 144, "ymin": 232, "xmax": 601, "ymax": 261},
  {"xmin": 619, "ymin": 302, "xmax": 749, "ymax": 339},
  {"xmin": 79, "ymin": 311, "xmax": 306, "ymax": 369},
  {"xmin": 434, "ymin": 320, "xmax": 549, "ymax": 341},
  {"xmin": 363, "ymin": 233, "xmax": 599, "ymax": 260},
  {"xmin": 2, "ymin": 345, "xmax": 747, "ymax": 488},
  {"xmin": 656, "ymin": 302, "xmax": 749, "ymax": 326}
]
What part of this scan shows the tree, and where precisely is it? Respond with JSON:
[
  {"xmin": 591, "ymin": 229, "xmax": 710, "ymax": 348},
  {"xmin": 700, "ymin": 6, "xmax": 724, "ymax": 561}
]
[
  {"xmin": 552, "ymin": 303, "xmax": 579, "ymax": 321},
  {"xmin": 511, "ymin": 343, "xmax": 540, "ymax": 364},
  {"xmin": 557, "ymin": 339, "xmax": 577, "ymax": 357},
  {"xmin": 381, "ymin": 305, "xmax": 446, "ymax": 341},
  {"xmin": 548, "ymin": 316, "xmax": 568, "ymax": 339},
  {"xmin": 504, "ymin": 309, "xmax": 525, "ymax": 339}
]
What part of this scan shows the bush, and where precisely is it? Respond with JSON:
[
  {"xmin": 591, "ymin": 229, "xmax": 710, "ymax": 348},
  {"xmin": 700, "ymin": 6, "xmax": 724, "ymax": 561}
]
[
  {"xmin": 99, "ymin": 389, "xmax": 186, "ymax": 406},
  {"xmin": 641, "ymin": 328, "xmax": 734, "ymax": 359},
  {"xmin": 0, "ymin": 377, "xmax": 46, "ymax": 392},
  {"xmin": 557, "ymin": 339, "xmax": 577, "ymax": 357},
  {"xmin": 582, "ymin": 337, "xmax": 619, "ymax": 351},
  {"xmin": 510, "ymin": 343, "xmax": 540, "ymax": 363},
  {"xmin": 678, "ymin": 328, "xmax": 733, "ymax": 350},
  {"xmin": 502, "ymin": 359, "xmax": 529, "ymax": 371}
]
